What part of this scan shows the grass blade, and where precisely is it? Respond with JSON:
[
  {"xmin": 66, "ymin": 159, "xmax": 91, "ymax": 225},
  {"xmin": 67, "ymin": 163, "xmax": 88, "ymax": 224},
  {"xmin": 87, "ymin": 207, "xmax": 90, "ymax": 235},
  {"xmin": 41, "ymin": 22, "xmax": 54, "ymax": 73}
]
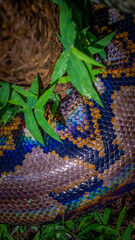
[
  {"xmin": 103, "ymin": 208, "xmax": 111, "ymax": 225},
  {"xmin": 117, "ymin": 206, "xmax": 126, "ymax": 233},
  {"xmin": 71, "ymin": 46, "xmax": 104, "ymax": 68},
  {"xmin": 9, "ymin": 91, "xmax": 26, "ymax": 108},
  {"xmin": 11, "ymin": 226, "xmax": 20, "ymax": 236},
  {"xmin": 34, "ymin": 231, "xmax": 40, "ymax": 240},
  {"xmin": 24, "ymin": 106, "xmax": 44, "ymax": 145},
  {"xmin": 59, "ymin": 2, "xmax": 72, "ymax": 47},
  {"xmin": 94, "ymin": 32, "xmax": 116, "ymax": 48},
  {"xmin": 92, "ymin": 69, "xmax": 105, "ymax": 75},
  {"xmin": 68, "ymin": 52, "xmax": 103, "ymax": 107},
  {"xmin": 35, "ymin": 109, "xmax": 62, "ymax": 143},
  {"xmin": 0, "ymin": 82, "xmax": 10, "ymax": 108},
  {"xmin": 29, "ymin": 75, "xmax": 39, "ymax": 96},
  {"xmin": 13, "ymin": 85, "xmax": 29, "ymax": 97},
  {"xmin": 51, "ymin": 50, "xmax": 69, "ymax": 85},
  {"xmin": 35, "ymin": 85, "xmax": 55, "ymax": 109},
  {"xmin": 1, "ymin": 107, "xmax": 14, "ymax": 125},
  {"xmin": 67, "ymin": 21, "xmax": 76, "ymax": 47},
  {"xmin": 87, "ymin": 31, "xmax": 98, "ymax": 43},
  {"xmin": 57, "ymin": 76, "xmax": 70, "ymax": 84},
  {"xmin": 89, "ymin": 32, "xmax": 115, "ymax": 56},
  {"xmin": 51, "ymin": 100, "xmax": 59, "ymax": 120},
  {"xmin": 27, "ymin": 76, "xmax": 39, "ymax": 108},
  {"xmin": 79, "ymin": 223, "xmax": 100, "ymax": 236},
  {"xmin": 122, "ymin": 223, "xmax": 131, "ymax": 240},
  {"xmin": 99, "ymin": 49, "xmax": 106, "ymax": 60}
]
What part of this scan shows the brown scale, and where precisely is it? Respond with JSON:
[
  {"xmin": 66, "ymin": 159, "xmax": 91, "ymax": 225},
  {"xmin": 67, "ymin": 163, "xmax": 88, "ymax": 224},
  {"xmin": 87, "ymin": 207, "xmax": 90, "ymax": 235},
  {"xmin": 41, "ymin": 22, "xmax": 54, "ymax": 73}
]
[{"xmin": 0, "ymin": 148, "xmax": 98, "ymax": 225}]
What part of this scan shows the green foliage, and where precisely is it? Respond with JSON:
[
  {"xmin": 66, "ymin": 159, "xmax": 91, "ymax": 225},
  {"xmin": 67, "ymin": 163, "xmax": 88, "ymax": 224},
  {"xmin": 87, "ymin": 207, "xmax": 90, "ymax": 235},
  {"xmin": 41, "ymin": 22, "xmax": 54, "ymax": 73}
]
[
  {"xmin": 0, "ymin": 0, "xmax": 116, "ymax": 143},
  {"xmin": 51, "ymin": 0, "xmax": 115, "ymax": 107},
  {"xmin": 117, "ymin": 205, "xmax": 126, "ymax": 232},
  {"xmin": 0, "ymin": 76, "xmax": 62, "ymax": 145},
  {"xmin": 0, "ymin": 82, "xmax": 10, "ymax": 109},
  {"xmin": 0, "ymin": 206, "xmax": 134, "ymax": 240}
]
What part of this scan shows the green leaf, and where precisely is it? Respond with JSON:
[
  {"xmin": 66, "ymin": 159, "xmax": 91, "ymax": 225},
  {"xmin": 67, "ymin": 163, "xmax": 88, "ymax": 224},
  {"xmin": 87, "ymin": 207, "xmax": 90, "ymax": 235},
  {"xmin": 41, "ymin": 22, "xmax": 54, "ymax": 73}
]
[
  {"xmin": 6, "ymin": 235, "xmax": 14, "ymax": 240},
  {"xmin": 57, "ymin": 76, "xmax": 70, "ymax": 84},
  {"xmin": 95, "ymin": 32, "xmax": 116, "ymax": 48},
  {"xmin": 132, "ymin": 224, "xmax": 135, "ymax": 232},
  {"xmin": 34, "ymin": 231, "xmax": 40, "ymax": 240},
  {"xmin": 35, "ymin": 85, "xmax": 55, "ymax": 109},
  {"xmin": 122, "ymin": 223, "xmax": 131, "ymax": 240},
  {"xmin": 11, "ymin": 226, "xmax": 20, "ymax": 236},
  {"xmin": 29, "ymin": 75, "xmax": 39, "ymax": 96},
  {"xmin": 27, "ymin": 76, "xmax": 39, "ymax": 108},
  {"xmin": 93, "ymin": 212, "xmax": 104, "ymax": 224},
  {"xmin": 98, "ymin": 226, "xmax": 118, "ymax": 235},
  {"xmin": 1, "ymin": 107, "xmax": 14, "ymax": 125},
  {"xmin": 0, "ymin": 224, "xmax": 8, "ymax": 239},
  {"xmin": 68, "ymin": 52, "xmax": 103, "ymax": 107},
  {"xmin": 59, "ymin": 2, "xmax": 72, "ymax": 45},
  {"xmin": 87, "ymin": 31, "xmax": 98, "ymax": 43},
  {"xmin": 68, "ymin": 0, "xmax": 82, "ymax": 30},
  {"xmin": 34, "ymin": 108, "xmax": 62, "ymax": 143},
  {"xmin": 75, "ymin": 32, "xmax": 83, "ymax": 51},
  {"xmin": 65, "ymin": 221, "xmax": 74, "ymax": 231},
  {"xmin": 51, "ymin": 50, "xmax": 69, "ymax": 85},
  {"xmin": 24, "ymin": 106, "xmax": 44, "ymax": 145},
  {"xmin": 71, "ymin": 47, "xmax": 104, "ymax": 68},
  {"xmin": 99, "ymin": 49, "xmax": 106, "ymax": 61},
  {"xmin": 0, "ymin": 105, "xmax": 22, "ymax": 126},
  {"xmin": 13, "ymin": 85, "xmax": 29, "ymax": 97},
  {"xmin": 27, "ymin": 93, "xmax": 38, "ymax": 108},
  {"xmin": 103, "ymin": 208, "xmax": 111, "ymax": 225},
  {"xmin": 79, "ymin": 215, "xmax": 93, "ymax": 231},
  {"xmin": 88, "ymin": 32, "xmax": 116, "ymax": 55},
  {"xmin": 99, "ymin": 235, "xmax": 104, "ymax": 240},
  {"xmin": 51, "ymin": 100, "xmax": 59, "ymax": 120},
  {"xmin": 30, "ymin": 226, "xmax": 39, "ymax": 232},
  {"xmin": 117, "ymin": 206, "xmax": 126, "ymax": 233},
  {"xmin": 66, "ymin": 21, "xmax": 77, "ymax": 48},
  {"xmin": 48, "ymin": 92, "xmax": 60, "ymax": 102},
  {"xmin": 85, "ymin": 62, "xmax": 97, "ymax": 83},
  {"xmin": 80, "ymin": 31, "xmax": 90, "ymax": 47},
  {"xmin": 9, "ymin": 91, "xmax": 26, "ymax": 108},
  {"xmin": 83, "ymin": 26, "xmax": 89, "ymax": 35},
  {"xmin": 92, "ymin": 69, "xmax": 105, "ymax": 75},
  {"xmin": 88, "ymin": 45, "xmax": 103, "ymax": 55},
  {"xmin": 51, "ymin": 0, "xmax": 64, "ymax": 5},
  {"xmin": 19, "ymin": 226, "xmax": 26, "ymax": 234},
  {"xmin": 79, "ymin": 223, "xmax": 100, "ymax": 236},
  {"xmin": 0, "ymin": 82, "xmax": 10, "ymax": 109}
]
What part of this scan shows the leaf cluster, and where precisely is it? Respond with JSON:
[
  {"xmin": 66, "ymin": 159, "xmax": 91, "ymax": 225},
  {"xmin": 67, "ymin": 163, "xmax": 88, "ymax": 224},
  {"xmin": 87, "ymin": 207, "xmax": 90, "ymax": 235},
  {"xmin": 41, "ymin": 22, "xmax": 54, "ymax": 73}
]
[
  {"xmin": 51, "ymin": 0, "xmax": 115, "ymax": 107},
  {"xmin": 0, "ymin": 206, "xmax": 134, "ymax": 240},
  {"xmin": 0, "ymin": 0, "xmax": 115, "ymax": 143},
  {"xmin": 0, "ymin": 77, "xmax": 62, "ymax": 145}
]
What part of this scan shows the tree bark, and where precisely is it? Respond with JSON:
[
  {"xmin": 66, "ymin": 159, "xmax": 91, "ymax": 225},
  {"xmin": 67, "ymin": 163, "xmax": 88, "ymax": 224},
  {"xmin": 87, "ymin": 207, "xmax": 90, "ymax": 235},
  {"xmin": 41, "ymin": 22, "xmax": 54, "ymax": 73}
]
[{"xmin": 0, "ymin": 0, "xmax": 62, "ymax": 89}]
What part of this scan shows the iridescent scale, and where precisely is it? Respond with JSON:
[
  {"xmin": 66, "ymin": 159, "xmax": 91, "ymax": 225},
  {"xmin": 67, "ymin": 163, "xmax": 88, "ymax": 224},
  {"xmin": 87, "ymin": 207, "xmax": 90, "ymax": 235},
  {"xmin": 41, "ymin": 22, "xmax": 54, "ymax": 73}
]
[{"xmin": 0, "ymin": 5, "xmax": 135, "ymax": 225}]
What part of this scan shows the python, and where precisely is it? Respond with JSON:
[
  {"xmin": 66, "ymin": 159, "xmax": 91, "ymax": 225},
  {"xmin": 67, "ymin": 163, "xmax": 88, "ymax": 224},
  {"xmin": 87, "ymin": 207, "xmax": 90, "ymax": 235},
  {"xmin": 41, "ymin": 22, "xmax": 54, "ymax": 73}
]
[{"xmin": 0, "ymin": 5, "xmax": 135, "ymax": 225}]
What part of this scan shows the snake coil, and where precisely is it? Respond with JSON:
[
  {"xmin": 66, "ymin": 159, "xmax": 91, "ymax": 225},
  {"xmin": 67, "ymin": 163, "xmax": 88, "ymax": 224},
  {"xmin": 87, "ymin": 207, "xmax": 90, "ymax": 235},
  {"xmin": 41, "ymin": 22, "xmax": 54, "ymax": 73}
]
[{"xmin": 0, "ymin": 5, "xmax": 135, "ymax": 225}]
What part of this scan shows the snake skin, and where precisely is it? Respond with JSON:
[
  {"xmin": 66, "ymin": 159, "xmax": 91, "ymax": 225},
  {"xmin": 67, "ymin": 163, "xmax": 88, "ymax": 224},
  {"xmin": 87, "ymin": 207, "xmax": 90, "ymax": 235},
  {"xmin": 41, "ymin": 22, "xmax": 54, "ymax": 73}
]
[
  {"xmin": 93, "ymin": 0, "xmax": 135, "ymax": 13},
  {"xmin": 0, "ymin": 5, "xmax": 135, "ymax": 225}
]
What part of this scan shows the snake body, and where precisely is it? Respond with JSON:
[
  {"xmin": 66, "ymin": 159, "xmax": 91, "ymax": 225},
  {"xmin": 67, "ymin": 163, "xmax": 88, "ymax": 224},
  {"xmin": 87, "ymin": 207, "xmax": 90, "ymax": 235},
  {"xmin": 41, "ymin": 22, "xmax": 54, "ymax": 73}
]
[{"xmin": 0, "ymin": 5, "xmax": 135, "ymax": 225}]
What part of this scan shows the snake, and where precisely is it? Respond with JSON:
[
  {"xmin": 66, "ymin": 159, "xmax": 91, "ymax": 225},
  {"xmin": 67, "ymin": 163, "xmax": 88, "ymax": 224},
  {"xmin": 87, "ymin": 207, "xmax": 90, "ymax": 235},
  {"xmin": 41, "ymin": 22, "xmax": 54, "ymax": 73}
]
[{"xmin": 0, "ymin": 4, "xmax": 135, "ymax": 226}]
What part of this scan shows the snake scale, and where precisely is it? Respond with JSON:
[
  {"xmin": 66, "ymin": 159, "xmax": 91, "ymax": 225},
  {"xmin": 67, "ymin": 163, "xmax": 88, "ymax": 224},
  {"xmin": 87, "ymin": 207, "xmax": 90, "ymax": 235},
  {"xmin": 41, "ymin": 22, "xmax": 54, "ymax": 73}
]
[{"xmin": 0, "ymin": 4, "xmax": 135, "ymax": 226}]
